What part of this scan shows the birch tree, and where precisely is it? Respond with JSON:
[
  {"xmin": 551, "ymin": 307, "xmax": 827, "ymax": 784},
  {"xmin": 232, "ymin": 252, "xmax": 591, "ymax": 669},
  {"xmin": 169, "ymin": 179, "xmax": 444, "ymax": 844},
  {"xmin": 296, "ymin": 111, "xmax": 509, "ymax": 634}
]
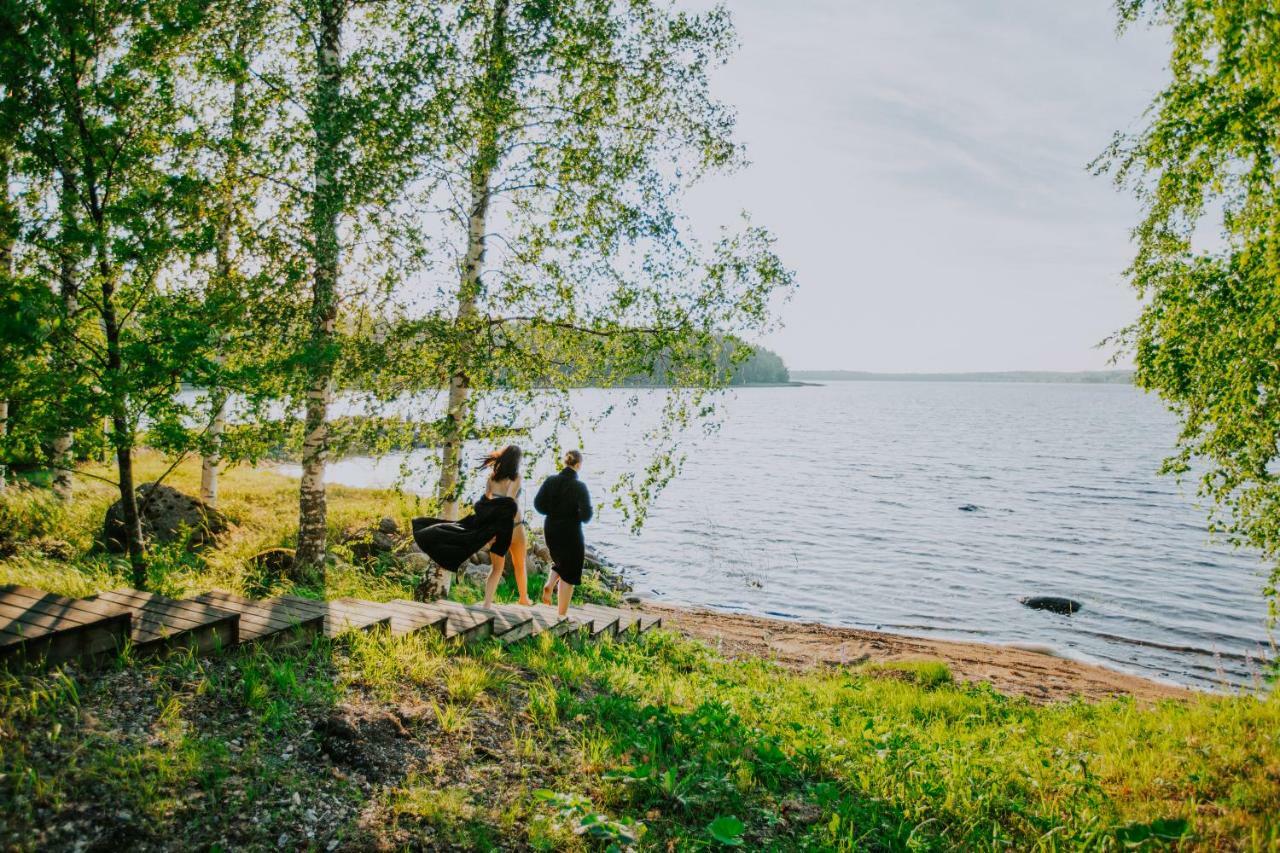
[
  {"xmin": 266, "ymin": 0, "xmax": 448, "ymax": 573},
  {"xmin": 1101, "ymin": 0, "xmax": 1280, "ymax": 613},
  {"xmin": 417, "ymin": 0, "xmax": 792, "ymax": 521},
  {"xmin": 2, "ymin": 0, "xmax": 218, "ymax": 586}
]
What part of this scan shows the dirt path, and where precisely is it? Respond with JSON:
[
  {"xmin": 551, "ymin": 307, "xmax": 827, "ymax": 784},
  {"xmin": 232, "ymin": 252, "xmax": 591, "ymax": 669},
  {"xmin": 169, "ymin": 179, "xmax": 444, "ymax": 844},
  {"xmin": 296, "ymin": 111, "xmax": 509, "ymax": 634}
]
[{"xmin": 640, "ymin": 602, "xmax": 1194, "ymax": 704}]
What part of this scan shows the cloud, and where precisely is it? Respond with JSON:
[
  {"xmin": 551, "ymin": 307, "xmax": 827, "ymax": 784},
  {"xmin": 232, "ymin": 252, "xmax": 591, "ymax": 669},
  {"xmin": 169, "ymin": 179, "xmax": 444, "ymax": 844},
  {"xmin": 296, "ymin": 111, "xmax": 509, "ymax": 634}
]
[{"xmin": 680, "ymin": 0, "xmax": 1169, "ymax": 370}]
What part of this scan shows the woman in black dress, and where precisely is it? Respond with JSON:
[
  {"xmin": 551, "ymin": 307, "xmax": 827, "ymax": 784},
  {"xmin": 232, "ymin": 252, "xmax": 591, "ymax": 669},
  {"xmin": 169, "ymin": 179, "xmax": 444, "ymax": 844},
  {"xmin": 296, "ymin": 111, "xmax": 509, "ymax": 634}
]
[{"xmin": 533, "ymin": 450, "xmax": 592, "ymax": 617}]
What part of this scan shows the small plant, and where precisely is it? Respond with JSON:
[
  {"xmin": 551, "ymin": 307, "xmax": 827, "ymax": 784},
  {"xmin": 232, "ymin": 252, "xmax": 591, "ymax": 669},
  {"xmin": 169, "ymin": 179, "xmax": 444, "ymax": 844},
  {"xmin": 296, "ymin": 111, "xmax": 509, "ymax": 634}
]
[
  {"xmin": 708, "ymin": 815, "xmax": 746, "ymax": 846},
  {"xmin": 532, "ymin": 789, "xmax": 646, "ymax": 852}
]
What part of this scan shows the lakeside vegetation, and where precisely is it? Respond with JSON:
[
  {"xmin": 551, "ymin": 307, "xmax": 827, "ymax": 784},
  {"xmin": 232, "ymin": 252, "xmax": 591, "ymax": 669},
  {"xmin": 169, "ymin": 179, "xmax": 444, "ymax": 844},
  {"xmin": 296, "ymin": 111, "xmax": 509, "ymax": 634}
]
[{"xmin": 1, "ymin": 458, "xmax": 1278, "ymax": 850}]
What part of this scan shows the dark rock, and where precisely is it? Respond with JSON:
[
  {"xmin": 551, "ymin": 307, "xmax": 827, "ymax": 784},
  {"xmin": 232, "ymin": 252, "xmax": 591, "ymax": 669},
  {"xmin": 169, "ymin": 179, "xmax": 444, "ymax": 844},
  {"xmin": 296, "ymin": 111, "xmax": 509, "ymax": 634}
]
[
  {"xmin": 102, "ymin": 482, "xmax": 228, "ymax": 553},
  {"xmin": 405, "ymin": 552, "xmax": 451, "ymax": 600},
  {"xmin": 377, "ymin": 517, "xmax": 399, "ymax": 535},
  {"xmin": 958, "ymin": 504, "xmax": 981, "ymax": 512},
  {"xmin": 244, "ymin": 548, "xmax": 298, "ymax": 591},
  {"xmin": 314, "ymin": 707, "xmax": 410, "ymax": 780},
  {"xmin": 1021, "ymin": 596, "xmax": 1083, "ymax": 615},
  {"xmin": 624, "ymin": 595, "xmax": 641, "ymax": 604}
]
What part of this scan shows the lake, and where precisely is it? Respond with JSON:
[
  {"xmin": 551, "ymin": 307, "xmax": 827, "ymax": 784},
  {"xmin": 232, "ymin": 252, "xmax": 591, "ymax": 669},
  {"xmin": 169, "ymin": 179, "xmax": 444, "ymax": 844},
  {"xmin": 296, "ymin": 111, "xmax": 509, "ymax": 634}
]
[{"xmin": 287, "ymin": 382, "xmax": 1275, "ymax": 690}]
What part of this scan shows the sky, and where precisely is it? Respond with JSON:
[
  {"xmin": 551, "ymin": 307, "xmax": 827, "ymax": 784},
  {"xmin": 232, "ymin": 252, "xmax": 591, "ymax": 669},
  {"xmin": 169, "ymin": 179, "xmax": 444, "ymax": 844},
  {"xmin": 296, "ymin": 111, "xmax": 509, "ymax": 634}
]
[{"xmin": 680, "ymin": 0, "xmax": 1172, "ymax": 372}]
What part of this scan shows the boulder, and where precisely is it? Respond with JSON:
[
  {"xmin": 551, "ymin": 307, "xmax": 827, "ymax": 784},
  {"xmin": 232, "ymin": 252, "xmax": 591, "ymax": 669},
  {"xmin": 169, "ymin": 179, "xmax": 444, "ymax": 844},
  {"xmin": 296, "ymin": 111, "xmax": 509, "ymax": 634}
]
[
  {"xmin": 1020, "ymin": 596, "xmax": 1082, "ymax": 615},
  {"xmin": 405, "ymin": 551, "xmax": 451, "ymax": 600},
  {"xmin": 377, "ymin": 517, "xmax": 399, "ymax": 535},
  {"xmin": 243, "ymin": 547, "xmax": 301, "ymax": 593},
  {"xmin": 102, "ymin": 482, "xmax": 228, "ymax": 553}
]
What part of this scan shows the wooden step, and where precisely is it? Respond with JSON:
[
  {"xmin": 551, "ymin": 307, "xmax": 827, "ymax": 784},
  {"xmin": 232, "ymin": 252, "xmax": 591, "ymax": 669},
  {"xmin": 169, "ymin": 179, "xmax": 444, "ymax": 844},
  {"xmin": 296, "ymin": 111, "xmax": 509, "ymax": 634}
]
[
  {"xmin": 469, "ymin": 605, "xmax": 538, "ymax": 643},
  {"xmin": 577, "ymin": 603, "xmax": 660, "ymax": 634},
  {"xmin": 392, "ymin": 599, "xmax": 493, "ymax": 642},
  {"xmin": 272, "ymin": 595, "xmax": 391, "ymax": 638},
  {"xmin": 90, "ymin": 589, "xmax": 239, "ymax": 655},
  {"xmin": 532, "ymin": 603, "xmax": 614, "ymax": 639},
  {"xmin": 573, "ymin": 603, "xmax": 633, "ymax": 635},
  {"xmin": 499, "ymin": 605, "xmax": 581, "ymax": 643},
  {"xmin": 334, "ymin": 598, "xmax": 449, "ymax": 638},
  {"xmin": 463, "ymin": 603, "xmax": 534, "ymax": 640},
  {"xmin": 0, "ymin": 585, "xmax": 132, "ymax": 668},
  {"xmin": 191, "ymin": 590, "xmax": 324, "ymax": 644}
]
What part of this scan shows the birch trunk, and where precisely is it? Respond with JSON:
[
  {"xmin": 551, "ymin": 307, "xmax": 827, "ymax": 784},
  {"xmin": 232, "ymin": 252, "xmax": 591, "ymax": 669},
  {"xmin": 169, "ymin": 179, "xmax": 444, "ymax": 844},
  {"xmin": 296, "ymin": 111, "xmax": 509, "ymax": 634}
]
[
  {"xmin": 438, "ymin": 166, "xmax": 493, "ymax": 519},
  {"xmin": 438, "ymin": 0, "xmax": 510, "ymax": 519},
  {"xmin": 0, "ymin": 399, "xmax": 7, "ymax": 494},
  {"xmin": 51, "ymin": 171, "xmax": 78, "ymax": 501},
  {"xmin": 201, "ymin": 48, "xmax": 247, "ymax": 508},
  {"xmin": 295, "ymin": 0, "xmax": 345, "ymax": 572},
  {"xmin": 0, "ymin": 145, "xmax": 10, "ymax": 495},
  {"xmin": 97, "ymin": 241, "xmax": 146, "ymax": 586}
]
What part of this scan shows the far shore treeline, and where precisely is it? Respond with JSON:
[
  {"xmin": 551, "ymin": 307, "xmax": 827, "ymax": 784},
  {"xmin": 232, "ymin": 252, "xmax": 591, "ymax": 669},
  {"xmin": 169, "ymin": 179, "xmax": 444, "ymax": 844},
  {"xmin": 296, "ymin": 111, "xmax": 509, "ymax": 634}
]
[{"xmin": 792, "ymin": 369, "xmax": 1133, "ymax": 384}]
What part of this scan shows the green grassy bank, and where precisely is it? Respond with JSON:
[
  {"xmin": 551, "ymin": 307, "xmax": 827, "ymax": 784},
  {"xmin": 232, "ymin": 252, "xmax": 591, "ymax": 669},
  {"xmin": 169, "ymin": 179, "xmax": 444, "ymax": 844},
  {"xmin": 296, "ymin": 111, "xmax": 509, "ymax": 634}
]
[{"xmin": 1, "ymin": 457, "xmax": 1278, "ymax": 850}]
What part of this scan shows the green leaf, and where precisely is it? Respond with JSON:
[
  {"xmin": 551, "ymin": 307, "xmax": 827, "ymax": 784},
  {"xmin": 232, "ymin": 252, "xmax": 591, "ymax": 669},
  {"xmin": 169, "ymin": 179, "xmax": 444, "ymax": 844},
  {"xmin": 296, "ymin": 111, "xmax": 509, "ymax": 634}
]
[{"xmin": 708, "ymin": 815, "xmax": 745, "ymax": 846}]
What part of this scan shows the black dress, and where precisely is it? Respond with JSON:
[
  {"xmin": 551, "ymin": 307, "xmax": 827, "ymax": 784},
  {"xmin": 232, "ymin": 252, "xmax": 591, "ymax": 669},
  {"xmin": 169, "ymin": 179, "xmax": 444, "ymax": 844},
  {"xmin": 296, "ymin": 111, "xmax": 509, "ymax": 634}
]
[
  {"xmin": 411, "ymin": 495, "xmax": 518, "ymax": 574},
  {"xmin": 533, "ymin": 467, "xmax": 592, "ymax": 585}
]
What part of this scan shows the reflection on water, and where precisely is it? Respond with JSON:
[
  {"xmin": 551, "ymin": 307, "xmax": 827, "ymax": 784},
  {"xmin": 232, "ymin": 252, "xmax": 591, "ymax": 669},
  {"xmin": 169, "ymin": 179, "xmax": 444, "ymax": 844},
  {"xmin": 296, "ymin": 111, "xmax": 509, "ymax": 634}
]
[{"xmin": 283, "ymin": 382, "xmax": 1275, "ymax": 690}]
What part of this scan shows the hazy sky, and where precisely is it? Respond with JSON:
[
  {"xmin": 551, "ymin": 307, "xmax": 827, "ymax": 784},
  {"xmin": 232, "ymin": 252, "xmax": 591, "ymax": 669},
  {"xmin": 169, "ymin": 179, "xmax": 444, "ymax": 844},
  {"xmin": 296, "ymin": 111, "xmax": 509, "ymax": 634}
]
[{"xmin": 682, "ymin": 1, "xmax": 1171, "ymax": 372}]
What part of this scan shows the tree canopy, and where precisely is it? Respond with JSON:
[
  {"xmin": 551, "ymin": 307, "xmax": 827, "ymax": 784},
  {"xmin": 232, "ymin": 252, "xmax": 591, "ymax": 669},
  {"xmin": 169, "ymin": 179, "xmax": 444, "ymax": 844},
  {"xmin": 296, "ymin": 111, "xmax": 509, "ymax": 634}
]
[{"xmin": 1101, "ymin": 0, "xmax": 1280, "ymax": 614}]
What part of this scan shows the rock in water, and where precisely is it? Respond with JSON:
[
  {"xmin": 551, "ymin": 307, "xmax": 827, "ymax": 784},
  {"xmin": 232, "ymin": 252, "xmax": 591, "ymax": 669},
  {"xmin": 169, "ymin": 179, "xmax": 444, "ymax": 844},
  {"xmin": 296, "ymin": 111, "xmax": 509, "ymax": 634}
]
[
  {"xmin": 102, "ymin": 482, "xmax": 228, "ymax": 553},
  {"xmin": 958, "ymin": 504, "xmax": 981, "ymax": 512},
  {"xmin": 1021, "ymin": 596, "xmax": 1083, "ymax": 615}
]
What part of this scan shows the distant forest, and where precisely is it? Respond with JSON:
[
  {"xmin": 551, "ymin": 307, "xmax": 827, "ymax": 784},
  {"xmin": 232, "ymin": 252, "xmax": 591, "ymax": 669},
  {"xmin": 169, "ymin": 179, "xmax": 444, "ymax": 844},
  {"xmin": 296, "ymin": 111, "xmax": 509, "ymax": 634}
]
[
  {"xmin": 633, "ymin": 339, "xmax": 791, "ymax": 386},
  {"xmin": 791, "ymin": 369, "xmax": 1133, "ymax": 384}
]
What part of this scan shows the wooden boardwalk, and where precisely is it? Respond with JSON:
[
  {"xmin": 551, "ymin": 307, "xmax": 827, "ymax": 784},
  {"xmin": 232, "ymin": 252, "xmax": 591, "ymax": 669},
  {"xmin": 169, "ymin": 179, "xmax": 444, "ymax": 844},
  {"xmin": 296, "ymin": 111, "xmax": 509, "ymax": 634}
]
[{"xmin": 0, "ymin": 583, "xmax": 660, "ymax": 670}]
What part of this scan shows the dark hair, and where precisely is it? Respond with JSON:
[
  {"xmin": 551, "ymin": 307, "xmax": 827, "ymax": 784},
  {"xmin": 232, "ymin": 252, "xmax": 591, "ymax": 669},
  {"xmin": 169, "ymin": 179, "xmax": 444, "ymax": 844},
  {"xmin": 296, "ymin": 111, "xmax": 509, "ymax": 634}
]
[
  {"xmin": 478, "ymin": 444, "xmax": 522, "ymax": 481},
  {"xmin": 563, "ymin": 449, "xmax": 582, "ymax": 468}
]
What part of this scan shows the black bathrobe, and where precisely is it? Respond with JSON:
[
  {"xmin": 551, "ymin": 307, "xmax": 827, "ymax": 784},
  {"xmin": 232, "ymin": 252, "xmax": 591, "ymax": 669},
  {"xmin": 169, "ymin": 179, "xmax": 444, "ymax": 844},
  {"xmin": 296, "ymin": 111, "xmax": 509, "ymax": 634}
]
[
  {"xmin": 411, "ymin": 495, "xmax": 518, "ymax": 574},
  {"xmin": 533, "ymin": 467, "xmax": 592, "ymax": 585}
]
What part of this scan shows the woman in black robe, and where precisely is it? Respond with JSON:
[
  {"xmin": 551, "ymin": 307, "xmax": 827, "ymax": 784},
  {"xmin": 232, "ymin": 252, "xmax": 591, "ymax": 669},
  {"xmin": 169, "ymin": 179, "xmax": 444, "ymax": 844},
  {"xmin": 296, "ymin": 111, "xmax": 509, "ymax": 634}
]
[
  {"xmin": 533, "ymin": 450, "xmax": 592, "ymax": 617},
  {"xmin": 411, "ymin": 447, "xmax": 527, "ymax": 602}
]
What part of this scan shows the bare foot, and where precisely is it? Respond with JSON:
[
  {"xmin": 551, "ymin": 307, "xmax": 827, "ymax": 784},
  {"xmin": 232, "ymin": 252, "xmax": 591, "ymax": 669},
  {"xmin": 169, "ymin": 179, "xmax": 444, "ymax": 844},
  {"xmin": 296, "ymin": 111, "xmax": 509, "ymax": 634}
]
[
  {"xmin": 517, "ymin": 597, "xmax": 533, "ymax": 606},
  {"xmin": 540, "ymin": 586, "xmax": 553, "ymax": 606}
]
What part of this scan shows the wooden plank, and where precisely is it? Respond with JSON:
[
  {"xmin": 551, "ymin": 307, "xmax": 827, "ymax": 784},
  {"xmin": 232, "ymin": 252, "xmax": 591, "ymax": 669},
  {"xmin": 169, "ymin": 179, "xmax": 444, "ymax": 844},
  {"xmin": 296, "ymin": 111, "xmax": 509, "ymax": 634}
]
[
  {"xmin": 0, "ymin": 599, "xmax": 101, "ymax": 640},
  {"xmin": 191, "ymin": 591, "xmax": 323, "ymax": 644},
  {"xmin": 275, "ymin": 595, "xmax": 391, "ymax": 637},
  {"xmin": 463, "ymin": 604, "xmax": 532, "ymax": 637},
  {"xmin": 93, "ymin": 589, "xmax": 240, "ymax": 628},
  {"xmin": 388, "ymin": 599, "xmax": 485, "ymax": 641},
  {"xmin": 575, "ymin": 603, "xmax": 643, "ymax": 634},
  {"xmin": 1, "ymin": 585, "xmax": 132, "ymax": 620},
  {"xmin": 0, "ymin": 595, "xmax": 115, "ymax": 633},
  {"xmin": 636, "ymin": 614, "xmax": 662, "ymax": 633},
  {"xmin": 464, "ymin": 605, "xmax": 534, "ymax": 641},
  {"xmin": 406, "ymin": 599, "xmax": 494, "ymax": 642},
  {"xmin": 0, "ymin": 586, "xmax": 131, "ymax": 670},
  {"xmin": 532, "ymin": 603, "xmax": 613, "ymax": 637},
  {"xmin": 91, "ymin": 589, "xmax": 239, "ymax": 654},
  {"xmin": 334, "ymin": 598, "xmax": 448, "ymax": 637}
]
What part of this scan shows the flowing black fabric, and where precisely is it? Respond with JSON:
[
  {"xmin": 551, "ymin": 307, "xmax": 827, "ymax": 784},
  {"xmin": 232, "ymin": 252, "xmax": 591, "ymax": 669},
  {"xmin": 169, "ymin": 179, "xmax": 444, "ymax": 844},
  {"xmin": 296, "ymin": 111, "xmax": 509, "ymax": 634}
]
[
  {"xmin": 533, "ymin": 468, "xmax": 592, "ymax": 585},
  {"xmin": 411, "ymin": 495, "xmax": 518, "ymax": 573}
]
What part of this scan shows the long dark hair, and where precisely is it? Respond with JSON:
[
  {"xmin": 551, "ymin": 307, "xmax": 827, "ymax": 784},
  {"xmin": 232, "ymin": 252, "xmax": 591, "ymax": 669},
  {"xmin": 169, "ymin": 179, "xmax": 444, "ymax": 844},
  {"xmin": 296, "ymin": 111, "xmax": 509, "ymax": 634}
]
[{"xmin": 477, "ymin": 444, "xmax": 521, "ymax": 481}]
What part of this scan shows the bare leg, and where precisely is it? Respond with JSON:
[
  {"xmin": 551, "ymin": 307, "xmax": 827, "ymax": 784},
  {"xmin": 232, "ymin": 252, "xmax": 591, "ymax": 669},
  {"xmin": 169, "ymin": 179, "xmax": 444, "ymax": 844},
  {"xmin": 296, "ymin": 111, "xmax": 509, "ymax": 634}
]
[
  {"xmin": 556, "ymin": 578, "xmax": 575, "ymax": 618},
  {"xmin": 511, "ymin": 524, "xmax": 531, "ymax": 605},
  {"xmin": 541, "ymin": 569, "xmax": 559, "ymax": 605},
  {"xmin": 482, "ymin": 550, "xmax": 504, "ymax": 607}
]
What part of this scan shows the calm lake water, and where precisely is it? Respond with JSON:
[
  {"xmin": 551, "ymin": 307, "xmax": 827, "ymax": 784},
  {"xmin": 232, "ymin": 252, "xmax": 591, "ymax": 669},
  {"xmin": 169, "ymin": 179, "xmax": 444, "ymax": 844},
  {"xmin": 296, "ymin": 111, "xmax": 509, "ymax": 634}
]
[{"xmin": 289, "ymin": 382, "xmax": 1275, "ymax": 690}]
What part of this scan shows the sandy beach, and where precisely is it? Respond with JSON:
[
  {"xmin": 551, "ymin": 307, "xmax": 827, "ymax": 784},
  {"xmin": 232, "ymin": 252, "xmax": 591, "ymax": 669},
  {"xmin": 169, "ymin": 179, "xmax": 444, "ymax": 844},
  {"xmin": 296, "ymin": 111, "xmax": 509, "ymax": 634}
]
[{"xmin": 640, "ymin": 602, "xmax": 1196, "ymax": 704}]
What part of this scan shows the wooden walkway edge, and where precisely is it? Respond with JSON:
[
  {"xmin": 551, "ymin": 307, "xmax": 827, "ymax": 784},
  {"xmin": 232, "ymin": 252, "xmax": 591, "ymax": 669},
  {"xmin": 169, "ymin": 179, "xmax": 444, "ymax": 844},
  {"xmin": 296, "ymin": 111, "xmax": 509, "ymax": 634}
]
[{"xmin": 1, "ymin": 583, "xmax": 659, "ymax": 671}]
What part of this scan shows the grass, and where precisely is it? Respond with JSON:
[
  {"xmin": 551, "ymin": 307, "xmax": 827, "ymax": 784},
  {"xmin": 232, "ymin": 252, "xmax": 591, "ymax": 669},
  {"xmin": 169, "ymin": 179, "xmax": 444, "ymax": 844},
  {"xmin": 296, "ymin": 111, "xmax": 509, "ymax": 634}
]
[{"xmin": 1, "ymin": 454, "xmax": 1278, "ymax": 849}]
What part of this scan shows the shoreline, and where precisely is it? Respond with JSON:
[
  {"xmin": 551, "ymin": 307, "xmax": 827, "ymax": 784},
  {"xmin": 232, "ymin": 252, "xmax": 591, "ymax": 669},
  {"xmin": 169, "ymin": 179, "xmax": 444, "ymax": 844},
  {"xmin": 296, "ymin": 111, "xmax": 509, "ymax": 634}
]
[{"xmin": 636, "ymin": 600, "xmax": 1197, "ymax": 704}]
